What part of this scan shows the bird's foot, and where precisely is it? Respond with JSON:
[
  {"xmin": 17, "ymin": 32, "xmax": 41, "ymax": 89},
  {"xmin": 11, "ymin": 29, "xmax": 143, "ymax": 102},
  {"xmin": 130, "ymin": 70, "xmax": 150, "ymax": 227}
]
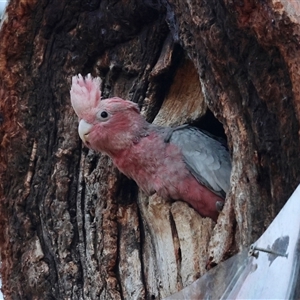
[{"xmin": 216, "ymin": 201, "xmax": 224, "ymax": 212}]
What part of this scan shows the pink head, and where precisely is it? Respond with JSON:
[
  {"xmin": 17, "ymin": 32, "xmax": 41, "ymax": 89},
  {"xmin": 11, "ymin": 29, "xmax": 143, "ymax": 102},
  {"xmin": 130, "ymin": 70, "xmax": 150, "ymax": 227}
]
[{"xmin": 70, "ymin": 74, "xmax": 146, "ymax": 155}]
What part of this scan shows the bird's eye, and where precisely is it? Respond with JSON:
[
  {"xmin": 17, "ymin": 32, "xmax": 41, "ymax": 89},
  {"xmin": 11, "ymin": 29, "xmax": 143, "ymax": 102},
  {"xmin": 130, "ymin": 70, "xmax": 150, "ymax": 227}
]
[
  {"xmin": 97, "ymin": 110, "xmax": 110, "ymax": 121},
  {"xmin": 100, "ymin": 111, "xmax": 108, "ymax": 118}
]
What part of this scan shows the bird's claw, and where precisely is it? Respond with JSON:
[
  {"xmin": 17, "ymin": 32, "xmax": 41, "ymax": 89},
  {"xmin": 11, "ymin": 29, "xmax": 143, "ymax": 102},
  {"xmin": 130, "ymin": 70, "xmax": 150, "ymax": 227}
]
[{"xmin": 216, "ymin": 201, "xmax": 224, "ymax": 212}]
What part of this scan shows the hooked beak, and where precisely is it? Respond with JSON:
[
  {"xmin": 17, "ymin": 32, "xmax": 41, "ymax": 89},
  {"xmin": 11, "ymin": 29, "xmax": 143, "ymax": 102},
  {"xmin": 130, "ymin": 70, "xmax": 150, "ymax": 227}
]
[{"xmin": 78, "ymin": 119, "xmax": 93, "ymax": 144}]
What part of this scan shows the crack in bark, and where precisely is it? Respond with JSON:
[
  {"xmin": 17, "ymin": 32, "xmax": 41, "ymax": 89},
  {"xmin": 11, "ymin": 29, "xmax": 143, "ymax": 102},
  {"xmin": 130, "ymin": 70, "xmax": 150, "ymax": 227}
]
[{"xmin": 169, "ymin": 210, "xmax": 182, "ymax": 289}]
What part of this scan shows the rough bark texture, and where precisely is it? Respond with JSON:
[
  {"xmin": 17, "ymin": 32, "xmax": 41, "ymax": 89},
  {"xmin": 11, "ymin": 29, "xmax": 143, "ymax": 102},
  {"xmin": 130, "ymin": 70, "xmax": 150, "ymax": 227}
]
[{"xmin": 0, "ymin": 0, "xmax": 299, "ymax": 299}]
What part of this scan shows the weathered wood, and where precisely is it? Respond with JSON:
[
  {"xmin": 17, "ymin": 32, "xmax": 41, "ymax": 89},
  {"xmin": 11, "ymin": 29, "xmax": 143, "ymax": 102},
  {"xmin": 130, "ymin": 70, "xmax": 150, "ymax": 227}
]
[
  {"xmin": 162, "ymin": 0, "xmax": 300, "ymax": 263},
  {"xmin": 0, "ymin": 0, "xmax": 300, "ymax": 299}
]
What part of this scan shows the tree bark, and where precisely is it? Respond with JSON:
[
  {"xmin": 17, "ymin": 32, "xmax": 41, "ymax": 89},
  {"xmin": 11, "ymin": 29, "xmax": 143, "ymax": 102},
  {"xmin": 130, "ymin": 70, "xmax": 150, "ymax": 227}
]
[{"xmin": 0, "ymin": 0, "xmax": 299, "ymax": 299}]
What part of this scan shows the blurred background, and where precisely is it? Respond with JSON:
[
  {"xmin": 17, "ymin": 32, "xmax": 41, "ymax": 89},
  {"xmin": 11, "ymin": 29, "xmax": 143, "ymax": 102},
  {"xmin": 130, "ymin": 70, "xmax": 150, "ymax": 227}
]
[{"xmin": 0, "ymin": 0, "xmax": 7, "ymax": 19}]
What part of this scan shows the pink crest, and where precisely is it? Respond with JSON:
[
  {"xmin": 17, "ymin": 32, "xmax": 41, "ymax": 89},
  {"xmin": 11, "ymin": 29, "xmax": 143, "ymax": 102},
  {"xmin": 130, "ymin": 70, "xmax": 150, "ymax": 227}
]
[{"xmin": 70, "ymin": 74, "xmax": 102, "ymax": 119}]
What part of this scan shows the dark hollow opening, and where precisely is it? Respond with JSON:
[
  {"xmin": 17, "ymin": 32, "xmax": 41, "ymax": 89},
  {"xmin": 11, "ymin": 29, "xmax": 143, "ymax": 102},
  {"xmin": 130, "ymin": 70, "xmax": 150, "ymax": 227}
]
[{"xmin": 191, "ymin": 109, "xmax": 227, "ymax": 143}]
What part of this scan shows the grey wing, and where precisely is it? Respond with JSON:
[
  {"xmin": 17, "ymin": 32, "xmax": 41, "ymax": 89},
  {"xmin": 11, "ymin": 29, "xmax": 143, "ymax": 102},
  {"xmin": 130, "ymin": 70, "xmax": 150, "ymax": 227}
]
[{"xmin": 168, "ymin": 126, "xmax": 231, "ymax": 197}]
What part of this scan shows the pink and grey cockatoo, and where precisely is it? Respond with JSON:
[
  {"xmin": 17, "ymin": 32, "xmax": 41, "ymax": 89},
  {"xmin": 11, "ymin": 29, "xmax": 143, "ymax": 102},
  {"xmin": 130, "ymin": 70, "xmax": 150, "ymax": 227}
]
[{"xmin": 70, "ymin": 74, "xmax": 231, "ymax": 221}]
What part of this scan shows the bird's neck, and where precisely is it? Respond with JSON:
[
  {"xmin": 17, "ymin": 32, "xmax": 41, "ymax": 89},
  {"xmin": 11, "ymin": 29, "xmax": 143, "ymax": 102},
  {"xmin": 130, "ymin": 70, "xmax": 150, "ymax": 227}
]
[
  {"xmin": 110, "ymin": 125, "xmax": 163, "ymax": 179},
  {"xmin": 107, "ymin": 122, "xmax": 162, "ymax": 162},
  {"xmin": 102, "ymin": 117, "xmax": 152, "ymax": 157}
]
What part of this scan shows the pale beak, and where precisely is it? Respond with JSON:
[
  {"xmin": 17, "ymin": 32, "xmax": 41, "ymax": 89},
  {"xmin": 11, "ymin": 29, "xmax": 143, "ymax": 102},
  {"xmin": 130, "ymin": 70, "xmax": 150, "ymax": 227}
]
[{"xmin": 78, "ymin": 119, "xmax": 93, "ymax": 144}]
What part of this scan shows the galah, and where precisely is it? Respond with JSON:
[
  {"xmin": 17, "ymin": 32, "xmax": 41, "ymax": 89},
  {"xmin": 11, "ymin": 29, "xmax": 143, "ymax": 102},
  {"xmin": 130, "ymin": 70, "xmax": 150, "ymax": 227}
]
[{"xmin": 70, "ymin": 74, "xmax": 231, "ymax": 221}]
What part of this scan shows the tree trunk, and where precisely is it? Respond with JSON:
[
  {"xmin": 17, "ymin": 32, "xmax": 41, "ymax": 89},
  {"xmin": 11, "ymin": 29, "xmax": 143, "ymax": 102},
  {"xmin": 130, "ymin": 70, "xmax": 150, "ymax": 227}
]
[{"xmin": 0, "ymin": 0, "xmax": 299, "ymax": 299}]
